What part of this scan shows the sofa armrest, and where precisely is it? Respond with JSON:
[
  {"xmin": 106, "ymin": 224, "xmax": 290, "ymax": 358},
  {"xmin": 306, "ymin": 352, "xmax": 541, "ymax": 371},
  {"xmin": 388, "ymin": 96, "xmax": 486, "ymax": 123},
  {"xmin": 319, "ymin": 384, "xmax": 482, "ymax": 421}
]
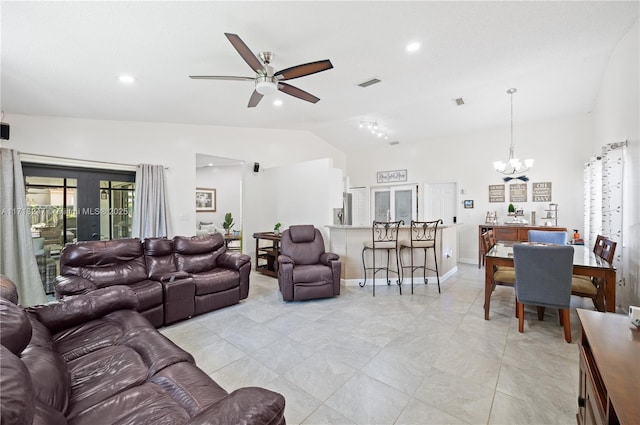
[
  {"xmin": 54, "ymin": 276, "xmax": 98, "ymax": 298},
  {"xmin": 26, "ymin": 286, "xmax": 139, "ymax": 333},
  {"xmin": 217, "ymin": 252, "xmax": 251, "ymax": 270},
  {"xmin": 154, "ymin": 271, "xmax": 190, "ymax": 283},
  {"xmin": 319, "ymin": 252, "xmax": 339, "ymax": 266},
  {"xmin": 188, "ymin": 387, "xmax": 285, "ymax": 425}
]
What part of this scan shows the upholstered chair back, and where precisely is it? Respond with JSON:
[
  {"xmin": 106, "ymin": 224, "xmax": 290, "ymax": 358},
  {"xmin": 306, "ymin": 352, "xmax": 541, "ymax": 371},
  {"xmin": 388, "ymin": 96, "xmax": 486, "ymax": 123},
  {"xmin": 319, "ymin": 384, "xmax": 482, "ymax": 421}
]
[
  {"xmin": 173, "ymin": 234, "xmax": 225, "ymax": 273},
  {"xmin": 59, "ymin": 239, "xmax": 147, "ymax": 287},
  {"xmin": 280, "ymin": 225, "xmax": 326, "ymax": 265}
]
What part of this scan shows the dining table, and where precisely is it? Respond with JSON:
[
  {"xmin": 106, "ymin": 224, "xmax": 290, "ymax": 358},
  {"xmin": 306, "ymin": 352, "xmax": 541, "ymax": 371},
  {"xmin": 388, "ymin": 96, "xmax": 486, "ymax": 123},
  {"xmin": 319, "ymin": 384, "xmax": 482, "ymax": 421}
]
[{"xmin": 484, "ymin": 241, "xmax": 617, "ymax": 320}]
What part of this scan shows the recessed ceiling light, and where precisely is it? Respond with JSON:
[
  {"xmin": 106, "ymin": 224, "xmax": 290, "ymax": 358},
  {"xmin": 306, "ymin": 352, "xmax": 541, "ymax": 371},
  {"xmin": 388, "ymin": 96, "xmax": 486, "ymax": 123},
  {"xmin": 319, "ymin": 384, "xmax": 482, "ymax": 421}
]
[
  {"xmin": 208, "ymin": 163, "xmax": 213, "ymax": 167},
  {"xmin": 405, "ymin": 42, "xmax": 421, "ymax": 53},
  {"xmin": 118, "ymin": 75, "xmax": 135, "ymax": 84},
  {"xmin": 273, "ymin": 99, "xmax": 283, "ymax": 107}
]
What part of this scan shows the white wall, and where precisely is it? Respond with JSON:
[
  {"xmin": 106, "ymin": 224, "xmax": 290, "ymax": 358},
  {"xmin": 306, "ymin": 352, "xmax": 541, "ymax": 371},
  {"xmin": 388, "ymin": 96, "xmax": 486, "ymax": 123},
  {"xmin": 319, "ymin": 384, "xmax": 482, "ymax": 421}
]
[
  {"xmin": 592, "ymin": 20, "xmax": 640, "ymax": 309},
  {"xmin": 241, "ymin": 158, "xmax": 343, "ymax": 256},
  {"xmin": 345, "ymin": 113, "xmax": 592, "ymax": 264},
  {"xmin": 196, "ymin": 164, "xmax": 242, "ymax": 232},
  {"xmin": 3, "ymin": 114, "xmax": 347, "ymax": 239}
]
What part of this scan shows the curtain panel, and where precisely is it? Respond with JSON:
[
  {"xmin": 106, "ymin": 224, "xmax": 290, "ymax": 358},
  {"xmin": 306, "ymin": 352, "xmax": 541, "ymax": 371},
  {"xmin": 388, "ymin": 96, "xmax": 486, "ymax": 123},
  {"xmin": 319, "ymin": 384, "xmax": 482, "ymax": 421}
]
[
  {"xmin": 0, "ymin": 148, "xmax": 48, "ymax": 306},
  {"xmin": 132, "ymin": 164, "xmax": 170, "ymax": 239},
  {"xmin": 583, "ymin": 141, "xmax": 627, "ymax": 310}
]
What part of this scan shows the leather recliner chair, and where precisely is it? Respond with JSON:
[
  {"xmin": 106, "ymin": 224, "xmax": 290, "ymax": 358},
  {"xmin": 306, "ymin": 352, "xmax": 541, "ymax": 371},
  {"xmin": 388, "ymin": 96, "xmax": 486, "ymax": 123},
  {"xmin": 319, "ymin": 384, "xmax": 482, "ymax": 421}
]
[{"xmin": 277, "ymin": 225, "xmax": 341, "ymax": 301}]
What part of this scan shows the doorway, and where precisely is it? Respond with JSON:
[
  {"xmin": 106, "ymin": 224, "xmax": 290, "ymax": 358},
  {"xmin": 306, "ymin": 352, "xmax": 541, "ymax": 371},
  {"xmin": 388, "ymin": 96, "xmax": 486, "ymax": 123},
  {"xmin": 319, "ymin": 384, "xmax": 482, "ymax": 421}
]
[{"xmin": 424, "ymin": 182, "xmax": 458, "ymax": 225}]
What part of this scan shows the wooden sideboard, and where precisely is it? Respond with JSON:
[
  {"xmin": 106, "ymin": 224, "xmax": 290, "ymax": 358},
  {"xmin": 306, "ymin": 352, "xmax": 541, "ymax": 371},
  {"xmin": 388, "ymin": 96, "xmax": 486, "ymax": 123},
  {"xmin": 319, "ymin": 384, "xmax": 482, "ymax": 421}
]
[
  {"xmin": 478, "ymin": 224, "xmax": 567, "ymax": 267},
  {"xmin": 576, "ymin": 309, "xmax": 639, "ymax": 425}
]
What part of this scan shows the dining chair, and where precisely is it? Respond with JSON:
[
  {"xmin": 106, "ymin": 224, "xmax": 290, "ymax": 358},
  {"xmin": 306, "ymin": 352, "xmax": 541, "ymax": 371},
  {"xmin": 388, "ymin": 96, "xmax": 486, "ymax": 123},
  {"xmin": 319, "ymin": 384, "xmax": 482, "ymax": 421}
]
[
  {"xmin": 481, "ymin": 231, "xmax": 516, "ymax": 317},
  {"xmin": 571, "ymin": 235, "xmax": 617, "ymax": 312},
  {"xmin": 481, "ymin": 230, "xmax": 516, "ymax": 290},
  {"xmin": 513, "ymin": 243, "xmax": 574, "ymax": 343},
  {"xmin": 360, "ymin": 220, "xmax": 403, "ymax": 297},
  {"xmin": 528, "ymin": 230, "xmax": 567, "ymax": 244},
  {"xmin": 399, "ymin": 219, "xmax": 442, "ymax": 294}
]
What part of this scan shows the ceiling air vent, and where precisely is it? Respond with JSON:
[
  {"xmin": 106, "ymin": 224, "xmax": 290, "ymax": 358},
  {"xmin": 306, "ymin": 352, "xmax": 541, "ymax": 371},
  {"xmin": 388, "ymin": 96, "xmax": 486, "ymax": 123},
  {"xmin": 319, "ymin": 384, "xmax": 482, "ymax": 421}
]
[
  {"xmin": 357, "ymin": 78, "xmax": 381, "ymax": 88},
  {"xmin": 455, "ymin": 97, "xmax": 465, "ymax": 106}
]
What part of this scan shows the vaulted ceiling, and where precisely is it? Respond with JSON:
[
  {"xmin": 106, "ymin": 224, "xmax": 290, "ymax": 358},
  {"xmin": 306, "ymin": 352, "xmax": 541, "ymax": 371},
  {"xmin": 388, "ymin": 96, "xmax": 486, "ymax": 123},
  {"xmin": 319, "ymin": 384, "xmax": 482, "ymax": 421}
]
[{"xmin": 2, "ymin": 1, "xmax": 638, "ymax": 152}]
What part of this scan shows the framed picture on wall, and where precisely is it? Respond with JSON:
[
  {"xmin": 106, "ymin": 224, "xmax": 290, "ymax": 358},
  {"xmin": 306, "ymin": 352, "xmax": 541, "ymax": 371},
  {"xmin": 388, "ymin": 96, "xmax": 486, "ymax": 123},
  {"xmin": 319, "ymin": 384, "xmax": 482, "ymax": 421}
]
[
  {"xmin": 464, "ymin": 200, "xmax": 474, "ymax": 209},
  {"xmin": 196, "ymin": 188, "xmax": 216, "ymax": 212}
]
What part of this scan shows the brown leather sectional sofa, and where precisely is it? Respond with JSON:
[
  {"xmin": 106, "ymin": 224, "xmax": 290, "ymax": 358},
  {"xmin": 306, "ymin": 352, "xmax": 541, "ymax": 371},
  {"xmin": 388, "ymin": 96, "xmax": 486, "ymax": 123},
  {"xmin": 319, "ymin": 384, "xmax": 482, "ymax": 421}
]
[
  {"xmin": 0, "ymin": 275, "xmax": 286, "ymax": 425},
  {"xmin": 55, "ymin": 234, "xmax": 251, "ymax": 328}
]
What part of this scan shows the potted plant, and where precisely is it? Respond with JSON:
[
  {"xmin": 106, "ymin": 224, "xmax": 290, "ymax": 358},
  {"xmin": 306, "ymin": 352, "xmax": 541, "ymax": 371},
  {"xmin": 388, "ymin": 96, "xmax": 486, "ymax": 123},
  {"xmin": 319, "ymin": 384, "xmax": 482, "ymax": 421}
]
[
  {"xmin": 508, "ymin": 203, "xmax": 515, "ymax": 215},
  {"xmin": 273, "ymin": 222, "xmax": 281, "ymax": 235},
  {"xmin": 222, "ymin": 213, "xmax": 234, "ymax": 235}
]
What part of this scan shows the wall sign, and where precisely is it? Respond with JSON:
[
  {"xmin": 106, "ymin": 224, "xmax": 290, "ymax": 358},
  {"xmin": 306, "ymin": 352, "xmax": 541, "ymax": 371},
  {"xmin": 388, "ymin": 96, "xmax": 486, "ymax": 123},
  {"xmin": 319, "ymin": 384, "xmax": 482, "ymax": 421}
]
[
  {"xmin": 532, "ymin": 182, "xmax": 552, "ymax": 202},
  {"xmin": 489, "ymin": 184, "xmax": 505, "ymax": 203},
  {"xmin": 509, "ymin": 183, "xmax": 527, "ymax": 203},
  {"xmin": 376, "ymin": 169, "xmax": 407, "ymax": 183}
]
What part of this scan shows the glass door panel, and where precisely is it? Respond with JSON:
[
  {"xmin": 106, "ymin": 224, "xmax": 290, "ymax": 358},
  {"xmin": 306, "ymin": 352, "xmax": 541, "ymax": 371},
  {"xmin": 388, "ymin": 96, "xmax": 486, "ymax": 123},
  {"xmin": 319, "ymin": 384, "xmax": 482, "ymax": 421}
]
[
  {"xmin": 394, "ymin": 189, "xmax": 413, "ymax": 224},
  {"xmin": 374, "ymin": 191, "xmax": 391, "ymax": 221},
  {"xmin": 100, "ymin": 180, "xmax": 135, "ymax": 240}
]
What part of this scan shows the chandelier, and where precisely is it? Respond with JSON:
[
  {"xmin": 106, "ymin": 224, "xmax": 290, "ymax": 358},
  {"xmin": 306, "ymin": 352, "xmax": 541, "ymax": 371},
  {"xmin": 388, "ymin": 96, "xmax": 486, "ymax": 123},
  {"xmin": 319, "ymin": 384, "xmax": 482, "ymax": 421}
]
[{"xmin": 493, "ymin": 88, "xmax": 533, "ymax": 182}]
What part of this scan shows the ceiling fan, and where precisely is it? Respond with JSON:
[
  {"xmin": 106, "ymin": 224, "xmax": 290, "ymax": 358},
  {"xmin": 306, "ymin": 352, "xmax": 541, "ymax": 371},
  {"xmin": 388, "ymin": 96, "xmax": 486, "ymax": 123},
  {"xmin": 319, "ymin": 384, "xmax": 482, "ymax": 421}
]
[{"xmin": 190, "ymin": 33, "xmax": 333, "ymax": 108}]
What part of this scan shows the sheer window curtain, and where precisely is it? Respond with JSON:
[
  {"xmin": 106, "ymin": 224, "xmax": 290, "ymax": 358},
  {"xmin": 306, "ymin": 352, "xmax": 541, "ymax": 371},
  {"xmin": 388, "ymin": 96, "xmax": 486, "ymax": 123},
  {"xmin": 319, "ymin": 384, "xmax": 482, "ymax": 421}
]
[
  {"xmin": 583, "ymin": 141, "xmax": 626, "ymax": 309},
  {"xmin": 132, "ymin": 164, "xmax": 171, "ymax": 239},
  {"xmin": 0, "ymin": 148, "xmax": 48, "ymax": 306}
]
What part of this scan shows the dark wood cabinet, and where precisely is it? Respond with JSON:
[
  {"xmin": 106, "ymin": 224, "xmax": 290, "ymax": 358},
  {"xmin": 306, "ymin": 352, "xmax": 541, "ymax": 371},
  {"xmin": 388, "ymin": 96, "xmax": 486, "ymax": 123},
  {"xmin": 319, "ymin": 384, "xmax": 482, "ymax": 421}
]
[
  {"xmin": 576, "ymin": 309, "xmax": 640, "ymax": 425},
  {"xmin": 252, "ymin": 232, "xmax": 281, "ymax": 277},
  {"xmin": 478, "ymin": 224, "xmax": 567, "ymax": 267}
]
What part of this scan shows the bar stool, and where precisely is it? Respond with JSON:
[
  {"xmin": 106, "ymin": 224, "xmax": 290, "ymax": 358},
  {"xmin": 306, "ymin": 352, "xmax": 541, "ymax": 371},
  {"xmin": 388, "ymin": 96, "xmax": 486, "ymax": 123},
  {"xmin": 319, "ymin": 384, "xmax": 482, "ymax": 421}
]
[
  {"xmin": 360, "ymin": 220, "xmax": 403, "ymax": 296},
  {"xmin": 399, "ymin": 219, "xmax": 442, "ymax": 294}
]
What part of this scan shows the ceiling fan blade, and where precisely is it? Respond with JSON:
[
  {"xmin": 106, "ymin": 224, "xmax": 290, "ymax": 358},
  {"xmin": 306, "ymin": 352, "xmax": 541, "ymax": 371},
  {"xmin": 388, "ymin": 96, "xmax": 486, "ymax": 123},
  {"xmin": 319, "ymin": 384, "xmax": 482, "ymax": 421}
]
[
  {"xmin": 189, "ymin": 75, "xmax": 255, "ymax": 81},
  {"xmin": 274, "ymin": 60, "xmax": 333, "ymax": 81},
  {"xmin": 278, "ymin": 82, "xmax": 320, "ymax": 104},
  {"xmin": 225, "ymin": 33, "xmax": 263, "ymax": 73},
  {"xmin": 248, "ymin": 90, "xmax": 264, "ymax": 108}
]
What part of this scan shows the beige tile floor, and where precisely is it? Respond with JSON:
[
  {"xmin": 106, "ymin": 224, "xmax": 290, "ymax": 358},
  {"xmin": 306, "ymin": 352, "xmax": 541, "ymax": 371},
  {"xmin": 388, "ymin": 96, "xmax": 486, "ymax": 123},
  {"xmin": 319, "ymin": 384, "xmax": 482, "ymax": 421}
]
[{"xmin": 160, "ymin": 263, "xmax": 593, "ymax": 425}]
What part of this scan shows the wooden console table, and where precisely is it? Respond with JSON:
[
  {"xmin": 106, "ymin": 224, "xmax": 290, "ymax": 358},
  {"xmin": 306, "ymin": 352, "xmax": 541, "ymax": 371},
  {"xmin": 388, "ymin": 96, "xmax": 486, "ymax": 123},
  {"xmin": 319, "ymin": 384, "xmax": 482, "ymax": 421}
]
[
  {"xmin": 576, "ymin": 309, "xmax": 639, "ymax": 425},
  {"xmin": 478, "ymin": 224, "xmax": 567, "ymax": 267},
  {"xmin": 252, "ymin": 232, "xmax": 281, "ymax": 277}
]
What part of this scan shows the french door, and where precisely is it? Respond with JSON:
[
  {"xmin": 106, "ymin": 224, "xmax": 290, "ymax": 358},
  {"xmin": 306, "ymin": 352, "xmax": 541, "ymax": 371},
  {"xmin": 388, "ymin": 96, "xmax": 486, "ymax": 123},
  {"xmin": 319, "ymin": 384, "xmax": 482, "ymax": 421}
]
[{"xmin": 23, "ymin": 164, "xmax": 135, "ymax": 243}]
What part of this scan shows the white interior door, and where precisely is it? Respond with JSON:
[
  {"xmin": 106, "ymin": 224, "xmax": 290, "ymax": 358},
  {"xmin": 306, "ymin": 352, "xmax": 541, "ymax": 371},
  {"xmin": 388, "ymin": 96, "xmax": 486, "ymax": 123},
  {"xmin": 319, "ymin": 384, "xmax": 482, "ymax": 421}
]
[{"xmin": 424, "ymin": 182, "xmax": 457, "ymax": 225}]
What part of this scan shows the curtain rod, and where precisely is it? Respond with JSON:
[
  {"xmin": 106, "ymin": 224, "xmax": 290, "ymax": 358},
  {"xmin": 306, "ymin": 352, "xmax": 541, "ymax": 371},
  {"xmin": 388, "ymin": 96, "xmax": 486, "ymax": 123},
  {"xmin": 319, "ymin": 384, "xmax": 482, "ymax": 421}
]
[{"xmin": 18, "ymin": 152, "xmax": 168, "ymax": 171}]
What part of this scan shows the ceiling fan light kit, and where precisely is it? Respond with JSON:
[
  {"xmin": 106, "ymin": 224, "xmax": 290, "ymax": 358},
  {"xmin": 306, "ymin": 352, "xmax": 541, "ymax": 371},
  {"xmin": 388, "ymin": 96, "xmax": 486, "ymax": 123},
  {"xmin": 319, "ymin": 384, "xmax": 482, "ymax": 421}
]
[{"xmin": 190, "ymin": 33, "xmax": 333, "ymax": 108}]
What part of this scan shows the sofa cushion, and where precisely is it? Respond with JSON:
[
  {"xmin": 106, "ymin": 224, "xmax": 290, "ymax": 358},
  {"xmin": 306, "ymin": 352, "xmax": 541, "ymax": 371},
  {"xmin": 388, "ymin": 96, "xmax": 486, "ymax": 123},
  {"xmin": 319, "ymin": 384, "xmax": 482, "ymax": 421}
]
[
  {"xmin": 0, "ymin": 274, "xmax": 19, "ymax": 304},
  {"xmin": 293, "ymin": 264, "xmax": 334, "ymax": 284},
  {"xmin": 174, "ymin": 234, "xmax": 225, "ymax": 274},
  {"xmin": 54, "ymin": 319, "xmax": 124, "ymax": 362},
  {"xmin": 60, "ymin": 239, "xmax": 143, "ymax": 268},
  {"xmin": 21, "ymin": 344, "xmax": 71, "ymax": 414},
  {"xmin": 78, "ymin": 257, "xmax": 148, "ymax": 287},
  {"xmin": 1, "ymin": 345, "xmax": 36, "ymax": 425},
  {"xmin": 192, "ymin": 269, "xmax": 240, "ymax": 296},
  {"xmin": 150, "ymin": 362, "xmax": 229, "ymax": 417},
  {"xmin": 144, "ymin": 238, "xmax": 177, "ymax": 279},
  {"xmin": 0, "ymin": 298, "xmax": 32, "ymax": 355},
  {"xmin": 33, "ymin": 401, "xmax": 67, "ymax": 425},
  {"xmin": 128, "ymin": 280, "xmax": 163, "ymax": 311},
  {"xmin": 66, "ymin": 345, "xmax": 149, "ymax": 418},
  {"xmin": 67, "ymin": 383, "xmax": 191, "ymax": 425}
]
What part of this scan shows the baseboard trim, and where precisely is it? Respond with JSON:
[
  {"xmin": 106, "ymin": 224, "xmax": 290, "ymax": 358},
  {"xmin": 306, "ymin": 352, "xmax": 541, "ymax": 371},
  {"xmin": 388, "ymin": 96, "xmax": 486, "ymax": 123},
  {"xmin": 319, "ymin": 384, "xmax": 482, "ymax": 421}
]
[{"xmin": 342, "ymin": 265, "xmax": 458, "ymax": 287}]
